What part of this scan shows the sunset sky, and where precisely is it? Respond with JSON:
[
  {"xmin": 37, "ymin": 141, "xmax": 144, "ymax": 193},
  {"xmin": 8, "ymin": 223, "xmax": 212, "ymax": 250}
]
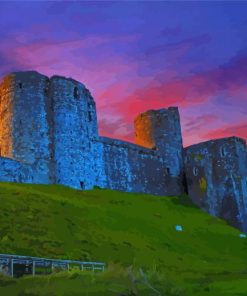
[{"xmin": 0, "ymin": 1, "xmax": 246, "ymax": 147}]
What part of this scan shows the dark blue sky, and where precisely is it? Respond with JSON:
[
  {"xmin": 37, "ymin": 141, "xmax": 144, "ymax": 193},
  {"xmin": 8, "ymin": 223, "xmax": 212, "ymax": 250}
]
[{"xmin": 0, "ymin": 1, "xmax": 247, "ymax": 146}]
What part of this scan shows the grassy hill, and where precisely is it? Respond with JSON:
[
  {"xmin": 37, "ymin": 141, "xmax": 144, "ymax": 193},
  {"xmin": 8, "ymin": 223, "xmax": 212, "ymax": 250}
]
[{"xmin": 0, "ymin": 182, "xmax": 247, "ymax": 295}]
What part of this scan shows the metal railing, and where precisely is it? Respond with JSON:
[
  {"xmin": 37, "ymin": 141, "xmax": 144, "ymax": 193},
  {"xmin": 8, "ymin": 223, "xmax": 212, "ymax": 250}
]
[{"xmin": 0, "ymin": 253, "xmax": 105, "ymax": 277}]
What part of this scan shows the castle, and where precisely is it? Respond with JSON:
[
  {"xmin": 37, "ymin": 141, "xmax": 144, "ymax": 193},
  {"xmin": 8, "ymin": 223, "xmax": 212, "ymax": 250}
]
[{"xmin": 0, "ymin": 71, "xmax": 247, "ymax": 232}]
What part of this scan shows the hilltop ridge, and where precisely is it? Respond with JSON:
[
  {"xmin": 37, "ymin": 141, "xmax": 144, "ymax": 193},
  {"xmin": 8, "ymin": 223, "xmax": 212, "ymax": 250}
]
[{"xmin": 0, "ymin": 183, "xmax": 247, "ymax": 295}]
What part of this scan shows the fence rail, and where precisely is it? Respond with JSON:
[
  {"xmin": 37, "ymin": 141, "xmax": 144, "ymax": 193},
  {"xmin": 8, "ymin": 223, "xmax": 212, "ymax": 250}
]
[{"xmin": 0, "ymin": 253, "xmax": 105, "ymax": 277}]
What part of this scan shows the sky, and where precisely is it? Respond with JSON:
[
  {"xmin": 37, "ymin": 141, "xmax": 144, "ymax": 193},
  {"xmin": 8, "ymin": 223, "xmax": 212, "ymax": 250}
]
[{"xmin": 0, "ymin": 1, "xmax": 247, "ymax": 147}]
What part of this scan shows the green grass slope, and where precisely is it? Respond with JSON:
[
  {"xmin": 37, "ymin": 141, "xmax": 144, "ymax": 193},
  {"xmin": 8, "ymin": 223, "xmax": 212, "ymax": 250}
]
[{"xmin": 0, "ymin": 182, "xmax": 247, "ymax": 295}]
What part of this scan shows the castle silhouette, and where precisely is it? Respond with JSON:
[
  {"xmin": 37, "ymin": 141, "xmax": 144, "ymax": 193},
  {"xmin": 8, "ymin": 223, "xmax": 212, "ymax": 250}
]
[{"xmin": 0, "ymin": 71, "xmax": 246, "ymax": 232}]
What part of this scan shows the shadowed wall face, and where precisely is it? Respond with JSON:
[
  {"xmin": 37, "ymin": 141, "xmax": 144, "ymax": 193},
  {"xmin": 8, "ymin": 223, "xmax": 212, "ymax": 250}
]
[
  {"xmin": 184, "ymin": 137, "xmax": 247, "ymax": 231},
  {"xmin": 99, "ymin": 137, "xmax": 178, "ymax": 196}
]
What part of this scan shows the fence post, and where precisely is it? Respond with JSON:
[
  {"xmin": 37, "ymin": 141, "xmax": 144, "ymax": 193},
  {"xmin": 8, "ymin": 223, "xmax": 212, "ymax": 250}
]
[
  {"xmin": 32, "ymin": 261, "xmax": 35, "ymax": 276},
  {"xmin": 10, "ymin": 259, "xmax": 13, "ymax": 277}
]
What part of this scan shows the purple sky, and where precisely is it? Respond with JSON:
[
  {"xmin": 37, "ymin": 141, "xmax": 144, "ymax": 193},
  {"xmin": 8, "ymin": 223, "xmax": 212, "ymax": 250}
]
[{"xmin": 0, "ymin": 1, "xmax": 247, "ymax": 147}]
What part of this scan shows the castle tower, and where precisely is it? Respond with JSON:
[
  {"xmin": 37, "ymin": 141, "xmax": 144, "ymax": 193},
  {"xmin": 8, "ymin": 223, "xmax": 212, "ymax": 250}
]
[
  {"xmin": 0, "ymin": 71, "xmax": 52, "ymax": 183},
  {"xmin": 134, "ymin": 107, "xmax": 184, "ymax": 179},
  {"xmin": 184, "ymin": 137, "xmax": 247, "ymax": 231},
  {"xmin": 49, "ymin": 76, "xmax": 99, "ymax": 189}
]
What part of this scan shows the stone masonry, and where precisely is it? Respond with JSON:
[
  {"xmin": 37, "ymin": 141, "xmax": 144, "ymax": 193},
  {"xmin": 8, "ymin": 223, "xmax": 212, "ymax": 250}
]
[
  {"xmin": 0, "ymin": 71, "xmax": 246, "ymax": 232},
  {"xmin": 184, "ymin": 137, "xmax": 247, "ymax": 231}
]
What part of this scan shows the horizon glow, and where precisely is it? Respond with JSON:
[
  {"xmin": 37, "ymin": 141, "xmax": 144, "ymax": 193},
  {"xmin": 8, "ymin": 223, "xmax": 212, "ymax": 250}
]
[{"xmin": 0, "ymin": 1, "xmax": 246, "ymax": 147}]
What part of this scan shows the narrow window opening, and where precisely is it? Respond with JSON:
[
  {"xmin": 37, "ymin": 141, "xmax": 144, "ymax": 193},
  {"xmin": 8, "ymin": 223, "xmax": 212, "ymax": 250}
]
[
  {"xmin": 193, "ymin": 167, "xmax": 198, "ymax": 176},
  {"xmin": 220, "ymin": 146, "xmax": 226, "ymax": 157},
  {"xmin": 88, "ymin": 111, "xmax": 92, "ymax": 122},
  {"xmin": 166, "ymin": 167, "xmax": 170, "ymax": 175},
  {"xmin": 74, "ymin": 87, "xmax": 79, "ymax": 99},
  {"xmin": 80, "ymin": 181, "xmax": 85, "ymax": 189},
  {"xmin": 182, "ymin": 172, "xmax": 188, "ymax": 194},
  {"xmin": 19, "ymin": 83, "xmax": 22, "ymax": 89}
]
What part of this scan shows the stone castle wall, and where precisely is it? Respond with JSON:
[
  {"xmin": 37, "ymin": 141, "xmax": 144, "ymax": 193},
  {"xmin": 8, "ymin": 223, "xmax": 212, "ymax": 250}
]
[
  {"xmin": 98, "ymin": 136, "xmax": 182, "ymax": 195},
  {"xmin": 0, "ymin": 71, "xmax": 185, "ymax": 194},
  {"xmin": 0, "ymin": 157, "xmax": 33, "ymax": 183},
  {"xmin": 0, "ymin": 70, "xmax": 247, "ymax": 232},
  {"xmin": 184, "ymin": 137, "xmax": 247, "ymax": 231}
]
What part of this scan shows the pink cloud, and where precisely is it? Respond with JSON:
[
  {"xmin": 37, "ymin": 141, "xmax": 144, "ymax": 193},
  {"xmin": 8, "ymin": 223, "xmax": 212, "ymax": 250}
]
[
  {"xmin": 1, "ymin": 33, "xmax": 246, "ymax": 148},
  {"xmin": 97, "ymin": 52, "xmax": 247, "ymax": 146},
  {"xmin": 184, "ymin": 114, "xmax": 218, "ymax": 130}
]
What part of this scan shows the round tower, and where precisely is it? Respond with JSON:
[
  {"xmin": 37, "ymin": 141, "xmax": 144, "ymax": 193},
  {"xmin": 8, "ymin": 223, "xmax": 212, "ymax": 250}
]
[
  {"xmin": 134, "ymin": 107, "xmax": 183, "ymax": 178},
  {"xmin": 0, "ymin": 71, "xmax": 52, "ymax": 183},
  {"xmin": 49, "ymin": 75, "xmax": 99, "ymax": 189}
]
